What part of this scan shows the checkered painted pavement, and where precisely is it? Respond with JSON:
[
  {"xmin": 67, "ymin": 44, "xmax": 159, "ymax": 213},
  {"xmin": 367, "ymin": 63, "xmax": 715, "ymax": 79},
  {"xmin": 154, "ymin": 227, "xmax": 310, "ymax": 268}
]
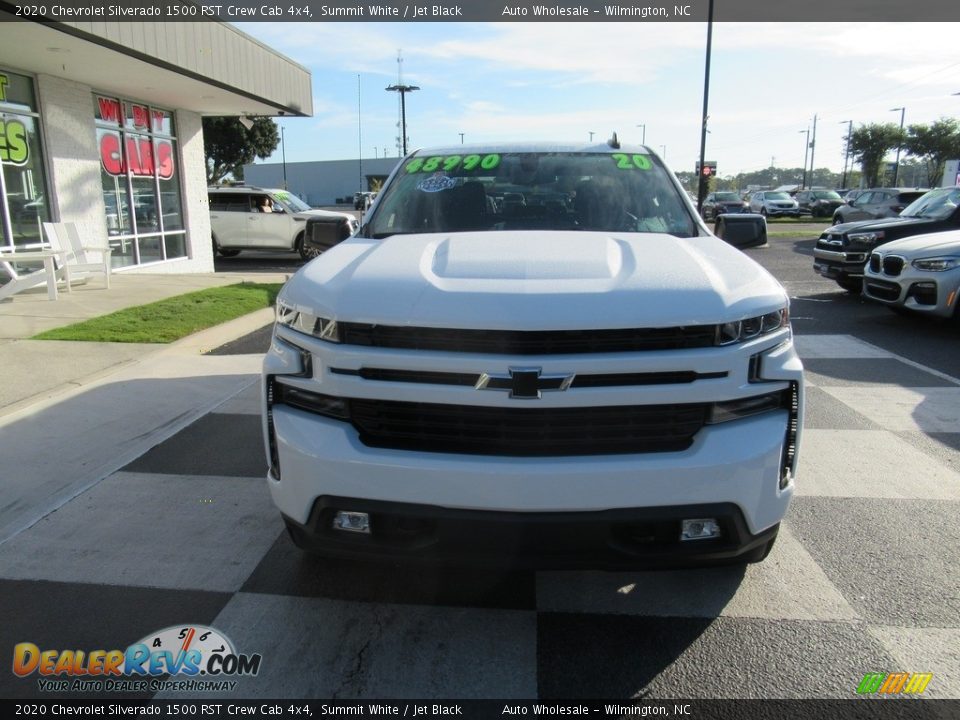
[{"xmin": 1, "ymin": 333, "xmax": 958, "ymax": 700}]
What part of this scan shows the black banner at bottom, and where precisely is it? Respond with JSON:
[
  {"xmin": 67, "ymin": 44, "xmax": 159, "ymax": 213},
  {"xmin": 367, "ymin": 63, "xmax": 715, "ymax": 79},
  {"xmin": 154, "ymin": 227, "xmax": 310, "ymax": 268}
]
[{"xmin": 4, "ymin": 699, "xmax": 957, "ymax": 720}]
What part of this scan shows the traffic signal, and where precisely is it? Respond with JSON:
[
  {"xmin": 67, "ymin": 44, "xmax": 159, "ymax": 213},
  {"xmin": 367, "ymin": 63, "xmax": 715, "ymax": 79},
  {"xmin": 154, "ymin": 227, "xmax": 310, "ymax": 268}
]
[{"xmin": 695, "ymin": 160, "xmax": 717, "ymax": 177}]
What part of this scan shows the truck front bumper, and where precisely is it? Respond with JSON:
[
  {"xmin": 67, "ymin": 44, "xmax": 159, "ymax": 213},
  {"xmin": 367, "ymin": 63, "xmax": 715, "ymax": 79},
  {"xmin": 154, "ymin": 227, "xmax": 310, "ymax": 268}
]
[{"xmin": 282, "ymin": 497, "xmax": 780, "ymax": 569}]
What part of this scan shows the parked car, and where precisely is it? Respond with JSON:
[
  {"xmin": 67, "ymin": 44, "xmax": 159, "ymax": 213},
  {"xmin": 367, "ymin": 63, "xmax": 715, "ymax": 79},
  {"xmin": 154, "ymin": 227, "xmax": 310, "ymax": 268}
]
[
  {"xmin": 795, "ymin": 189, "xmax": 843, "ymax": 218},
  {"xmin": 701, "ymin": 191, "xmax": 750, "ymax": 220},
  {"xmin": 863, "ymin": 229, "xmax": 960, "ymax": 320},
  {"xmin": 263, "ymin": 141, "xmax": 801, "ymax": 569},
  {"xmin": 831, "ymin": 188, "xmax": 928, "ymax": 224},
  {"xmin": 813, "ymin": 186, "xmax": 960, "ymax": 291},
  {"xmin": 839, "ymin": 189, "xmax": 867, "ymax": 204},
  {"xmin": 208, "ymin": 186, "xmax": 355, "ymax": 259},
  {"xmin": 749, "ymin": 191, "xmax": 800, "ymax": 218},
  {"xmin": 354, "ymin": 191, "xmax": 377, "ymax": 210}
]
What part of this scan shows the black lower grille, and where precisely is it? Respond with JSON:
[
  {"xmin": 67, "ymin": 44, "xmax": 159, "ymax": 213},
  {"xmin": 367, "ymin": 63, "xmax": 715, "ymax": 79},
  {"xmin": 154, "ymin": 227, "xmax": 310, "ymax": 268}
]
[
  {"xmin": 337, "ymin": 323, "xmax": 718, "ymax": 354},
  {"xmin": 347, "ymin": 398, "xmax": 709, "ymax": 456},
  {"xmin": 864, "ymin": 279, "xmax": 901, "ymax": 302},
  {"xmin": 883, "ymin": 256, "xmax": 905, "ymax": 276},
  {"xmin": 907, "ymin": 283, "xmax": 937, "ymax": 306}
]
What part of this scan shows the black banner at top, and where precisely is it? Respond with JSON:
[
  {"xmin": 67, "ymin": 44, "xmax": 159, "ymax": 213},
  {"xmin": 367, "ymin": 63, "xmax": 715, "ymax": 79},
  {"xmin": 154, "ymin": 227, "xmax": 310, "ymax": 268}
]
[
  {"xmin": 0, "ymin": 0, "xmax": 959, "ymax": 22},
  {"xmin": 0, "ymin": 699, "xmax": 957, "ymax": 719}
]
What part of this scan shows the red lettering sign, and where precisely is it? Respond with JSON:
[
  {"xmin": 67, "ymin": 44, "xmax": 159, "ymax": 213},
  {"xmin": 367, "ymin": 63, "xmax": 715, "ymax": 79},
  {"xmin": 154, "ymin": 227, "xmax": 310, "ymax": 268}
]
[
  {"xmin": 99, "ymin": 132, "xmax": 174, "ymax": 179},
  {"xmin": 97, "ymin": 97, "xmax": 122, "ymax": 125},
  {"xmin": 151, "ymin": 110, "xmax": 165, "ymax": 133},
  {"xmin": 131, "ymin": 104, "xmax": 149, "ymax": 131},
  {"xmin": 99, "ymin": 131, "xmax": 123, "ymax": 175},
  {"xmin": 156, "ymin": 141, "xmax": 174, "ymax": 179}
]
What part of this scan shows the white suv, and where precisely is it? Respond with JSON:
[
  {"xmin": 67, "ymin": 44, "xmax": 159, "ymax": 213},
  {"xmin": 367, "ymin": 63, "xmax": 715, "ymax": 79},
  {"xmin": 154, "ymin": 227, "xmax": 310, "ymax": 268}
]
[
  {"xmin": 262, "ymin": 142, "xmax": 804, "ymax": 568},
  {"xmin": 208, "ymin": 186, "xmax": 355, "ymax": 259}
]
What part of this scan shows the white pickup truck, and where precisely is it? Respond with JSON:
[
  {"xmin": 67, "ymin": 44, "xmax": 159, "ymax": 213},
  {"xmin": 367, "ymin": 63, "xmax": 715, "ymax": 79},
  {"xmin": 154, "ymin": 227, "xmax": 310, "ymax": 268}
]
[{"xmin": 261, "ymin": 141, "xmax": 804, "ymax": 568}]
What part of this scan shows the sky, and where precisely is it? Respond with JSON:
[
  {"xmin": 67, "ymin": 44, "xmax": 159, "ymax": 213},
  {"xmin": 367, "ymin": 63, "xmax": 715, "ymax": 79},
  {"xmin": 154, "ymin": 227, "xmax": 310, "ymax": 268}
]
[{"xmin": 237, "ymin": 21, "xmax": 960, "ymax": 180}]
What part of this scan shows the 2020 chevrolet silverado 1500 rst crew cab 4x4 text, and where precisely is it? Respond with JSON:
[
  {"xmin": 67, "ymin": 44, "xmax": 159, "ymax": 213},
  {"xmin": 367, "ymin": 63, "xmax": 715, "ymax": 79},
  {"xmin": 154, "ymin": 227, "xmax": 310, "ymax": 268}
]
[{"xmin": 261, "ymin": 141, "xmax": 804, "ymax": 569}]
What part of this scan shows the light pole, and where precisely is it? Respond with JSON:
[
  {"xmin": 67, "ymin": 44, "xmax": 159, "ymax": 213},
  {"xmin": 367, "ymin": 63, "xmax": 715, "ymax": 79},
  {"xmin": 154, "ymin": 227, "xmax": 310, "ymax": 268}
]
[
  {"xmin": 280, "ymin": 125, "xmax": 287, "ymax": 190},
  {"xmin": 588, "ymin": 131, "xmax": 595, "ymax": 142},
  {"xmin": 696, "ymin": 0, "xmax": 714, "ymax": 215},
  {"xmin": 809, "ymin": 114, "xmax": 817, "ymax": 186},
  {"xmin": 799, "ymin": 129, "xmax": 810, "ymax": 189},
  {"xmin": 839, "ymin": 120, "xmax": 852, "ymax": 189},
  {"xmin": 889, "ymin": 107, "xmax": 906, "ymax": 186},
  {"xmin": 660, "ymin": 145, "xmax": 667, "ymax": 160},
  {"xmin": 386, "ymin": 83, "xmax": 419, "ymax": 156},
  {"xmin": 459, "ymin": 132, "xmax": 464, "ymax": 144},
  {"xmin": 636, "ymin": 124, "xmax": 646, "ymax": 144}
]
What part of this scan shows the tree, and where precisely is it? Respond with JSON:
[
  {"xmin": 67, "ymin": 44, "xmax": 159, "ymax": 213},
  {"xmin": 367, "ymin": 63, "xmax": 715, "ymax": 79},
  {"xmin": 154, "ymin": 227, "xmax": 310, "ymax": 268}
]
[
  {"xmin": 846, "ymin": 123, "xmax": 904, "ymax": 188},
  {"xmin": 202, "ymin": 117, "xmax": 280, "ymax": 185},
  {"xmin": 905, "ymin": 118, "xmax": 960, "ymax": 187}
]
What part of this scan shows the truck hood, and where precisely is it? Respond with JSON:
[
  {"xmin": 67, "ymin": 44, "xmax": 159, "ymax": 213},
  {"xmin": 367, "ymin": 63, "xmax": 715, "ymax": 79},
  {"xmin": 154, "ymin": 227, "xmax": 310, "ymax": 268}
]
[
  {"xmin": 295, "ymin": 208, "xmax": 355, "ymax": 221},
  {"xmin": 828, "ymin": 216, "xmax": 937, "ymax": 235},
  {"xmin": 282, "ymin": 231, "xmax": 787, "ymax": 330}
]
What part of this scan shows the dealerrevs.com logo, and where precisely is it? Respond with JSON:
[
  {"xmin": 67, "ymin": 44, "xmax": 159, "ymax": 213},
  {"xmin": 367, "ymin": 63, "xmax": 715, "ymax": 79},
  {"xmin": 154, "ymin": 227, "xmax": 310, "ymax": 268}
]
[{"xmin": 13, "ymin": 625, "xmax": 262, "ymax": 693}]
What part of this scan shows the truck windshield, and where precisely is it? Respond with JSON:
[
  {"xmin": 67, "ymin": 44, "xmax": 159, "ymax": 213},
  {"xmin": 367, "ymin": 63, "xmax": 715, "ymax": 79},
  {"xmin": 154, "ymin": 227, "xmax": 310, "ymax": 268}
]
[
  {"xmin": 365, "ymin": 151, "xmax": 697, "ymax": 238},
  {"xmin": 273, "ymin": 191, "xmax": 312, "ymax": 213},
  {"xmin": 901, "ymin": 188, "xmax": 959, "ymax": 220}
]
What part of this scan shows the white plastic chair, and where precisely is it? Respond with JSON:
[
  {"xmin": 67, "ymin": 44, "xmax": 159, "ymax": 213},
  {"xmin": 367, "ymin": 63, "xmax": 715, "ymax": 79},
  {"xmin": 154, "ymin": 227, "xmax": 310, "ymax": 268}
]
[
  {"xmin": 42, "ymin": 222, "xmax": 112, "ymax": 291},
  {"xmin": 0, "ymin": 249, "xmax": 64, "ymax": 301}
]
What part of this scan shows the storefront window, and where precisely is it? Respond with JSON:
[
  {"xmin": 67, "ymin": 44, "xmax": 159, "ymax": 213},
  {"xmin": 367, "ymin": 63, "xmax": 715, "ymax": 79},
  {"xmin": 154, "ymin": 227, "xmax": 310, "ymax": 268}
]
[
  {"xmin": 1, "ymin": 69, "xmax": 50, "ymax": 251},
  {"xmin": 94, "ymin": 94, "xmax": 186, "ymax": 267}
]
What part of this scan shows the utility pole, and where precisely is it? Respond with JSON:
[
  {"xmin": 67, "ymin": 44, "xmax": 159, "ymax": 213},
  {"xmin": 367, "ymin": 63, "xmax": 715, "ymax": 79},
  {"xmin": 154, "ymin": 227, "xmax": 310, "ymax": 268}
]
[
  {"xmin": 459, "ymin": 132, "xmax": 464, "ymax": 144},
  {"xmin": 386, "ymin": 50, "xmax": 419, "ymax": 156},
  {"xmin": 890, "ymin": 107, "xmax": 906, "ymax": 186},
  {"xmin": 696, "ymin": 0, "xmax": 714, "ymax": 215},
  {"xmin": 280, "ymin": 125, "xmax": 287, "ymax": 190},
  {"xmin": 636, "ymin": 124, "xmax": 646, "ymax": 144},
  {"xmin": 799, "ymin": 129, "xmax": 809, "ymax": 190},
  {"xmin": 809, "ymin": 114, "xmax": 818, "ymax": 187},
  {"xmin": 840, "ymin": 120, "xmax": 852, "ymax": 189}
]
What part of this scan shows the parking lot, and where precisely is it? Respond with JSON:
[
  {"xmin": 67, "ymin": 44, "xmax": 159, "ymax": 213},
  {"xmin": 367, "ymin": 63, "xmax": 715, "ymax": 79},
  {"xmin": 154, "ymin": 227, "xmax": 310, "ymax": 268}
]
[{"xmin": 2, "ymin": 229, "xmax": 959, "ymax": 700}]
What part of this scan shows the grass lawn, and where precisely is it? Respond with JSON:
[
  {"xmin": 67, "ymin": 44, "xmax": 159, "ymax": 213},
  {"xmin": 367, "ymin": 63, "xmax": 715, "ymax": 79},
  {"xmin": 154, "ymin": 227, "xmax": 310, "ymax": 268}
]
[{"xmin": 33, "ymin": 283, "xmax": 282, "ymax": 343}]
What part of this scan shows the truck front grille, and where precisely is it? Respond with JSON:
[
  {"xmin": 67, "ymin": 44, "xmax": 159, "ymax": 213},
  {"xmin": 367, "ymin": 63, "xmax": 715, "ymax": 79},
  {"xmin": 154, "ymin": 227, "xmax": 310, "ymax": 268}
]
[
  {"xmin": 336, "ymin": 323, "xmax": 719, "ymax": 354},
  {"xmin": 347, "ymin": 399, "xmax": 709, "ymax": 456}
]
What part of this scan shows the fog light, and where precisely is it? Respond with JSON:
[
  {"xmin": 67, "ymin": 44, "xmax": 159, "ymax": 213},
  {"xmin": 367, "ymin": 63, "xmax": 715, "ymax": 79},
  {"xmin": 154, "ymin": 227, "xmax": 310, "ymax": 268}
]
[
  {"xmin": 333, "ymin": 511, "xmax": 371, "ymax": 534},
  {"xmin": 680, "ymin": 518, "xmax": 721, "ymax": 541}
]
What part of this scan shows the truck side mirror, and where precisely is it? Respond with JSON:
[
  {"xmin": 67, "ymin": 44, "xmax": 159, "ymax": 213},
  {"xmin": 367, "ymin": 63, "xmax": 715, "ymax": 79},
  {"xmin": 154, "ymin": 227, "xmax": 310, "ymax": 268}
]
[{"xmin": 715, "ymin": 214, "xmax": 767, "ymax": 249}]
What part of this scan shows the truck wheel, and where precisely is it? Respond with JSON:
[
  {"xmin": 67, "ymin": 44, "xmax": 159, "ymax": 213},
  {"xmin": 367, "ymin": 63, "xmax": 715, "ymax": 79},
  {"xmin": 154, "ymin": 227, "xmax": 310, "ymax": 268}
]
[
  {"xmin": 212, "ymin": 237, "xmax": 240, "ymax": 258},
  {"xmin": 296, "ymin": 233, "xmax": 316, "ymax": 261}
]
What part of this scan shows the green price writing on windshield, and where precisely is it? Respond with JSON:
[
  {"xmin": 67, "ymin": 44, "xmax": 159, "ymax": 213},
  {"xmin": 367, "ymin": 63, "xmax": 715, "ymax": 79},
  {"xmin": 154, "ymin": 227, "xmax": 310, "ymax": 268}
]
[
  {"xmin": 611, "ymin": 153, "xmax": 652, "ymax": 170},
  {"xmin": 406, "ymin": 154, "xmax": 501, "ymax": 174}
]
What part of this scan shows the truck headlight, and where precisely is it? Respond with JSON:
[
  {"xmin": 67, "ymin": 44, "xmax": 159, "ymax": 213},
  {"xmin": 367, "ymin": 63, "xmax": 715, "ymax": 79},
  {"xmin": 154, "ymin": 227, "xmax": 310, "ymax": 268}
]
[
  {"xmin": 911, "ymin": 256, "xmax": 960, "ymax": 272},
  {"xmin": 276, "ymin": 300, "xmax": 340, "ymax": 342},
  {"xmin": 717, "ymin": 308, "xmax": 789, "ymax": 345},
  {"xmin": 847, "ymin": 231, "xmax": 884, "ymax": 245}
]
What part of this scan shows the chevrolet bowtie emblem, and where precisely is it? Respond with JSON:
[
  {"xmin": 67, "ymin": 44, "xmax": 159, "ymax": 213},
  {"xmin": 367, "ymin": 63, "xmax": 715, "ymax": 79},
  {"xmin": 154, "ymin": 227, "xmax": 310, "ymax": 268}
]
[{"xmin": 475, "ymin": 367, "xmax": 576, "ymax": 399}]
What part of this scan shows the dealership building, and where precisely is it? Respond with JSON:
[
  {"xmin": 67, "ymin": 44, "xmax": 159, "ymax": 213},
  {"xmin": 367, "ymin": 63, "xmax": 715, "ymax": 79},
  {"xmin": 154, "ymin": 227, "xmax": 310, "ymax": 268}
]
[{"xmin": 0, "ymin": 18, "xmax": 311, "ymax": 273}]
